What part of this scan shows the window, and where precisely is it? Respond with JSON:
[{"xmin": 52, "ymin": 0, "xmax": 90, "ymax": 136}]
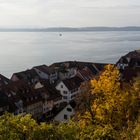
[
  {"xmin": 71, "ymin": 95, "xmax": 76, "ymax": 99},
  {"xmin": 64, "ymin": 114, "xmax": 68, "ymax": 120},
  {"xmin": 67, "ymin": 108, "xmax": 72, "ymax": 112},
  {"xmin": 63, "ymin": 91, "xmax": 67, "ymax": 94},
  {"xmin": 38, "ymin": 71, "xmax": 41, "ymax": 74},
  {"xmin": 61, "ymin": 85, "xmax": 63, "ymax": 88},
  {"xmin": 71, "ymin": 88, "xmax": 78, "ymax": 94},
  {"xmin": 63, "ymin": 96, "xmax": 67, "ymax": 99}
]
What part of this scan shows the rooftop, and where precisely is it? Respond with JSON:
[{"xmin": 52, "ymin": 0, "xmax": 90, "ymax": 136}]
[
  {"xmin": 62, "ymin": 76, "xmax": 84, "ymax": 91},
  {"xmin": 33, "ymin": 64, "xmax": 55, "ymax": 75}
]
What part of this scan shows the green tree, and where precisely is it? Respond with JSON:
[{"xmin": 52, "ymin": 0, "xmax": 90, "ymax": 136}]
[{"xmin": 0, "ymin": 113, "xmax": 37, "ymax": 140}]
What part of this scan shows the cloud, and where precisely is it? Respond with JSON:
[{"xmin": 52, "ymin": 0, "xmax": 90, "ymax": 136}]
[{"xmin": 0, "ymin": 0, "xmax": 139, "ymax": 27}]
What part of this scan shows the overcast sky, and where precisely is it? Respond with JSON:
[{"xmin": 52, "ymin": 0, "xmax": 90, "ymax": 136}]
[{"xmin": 0, "ymin": 0, "xmax": 140, "ymax": 27}]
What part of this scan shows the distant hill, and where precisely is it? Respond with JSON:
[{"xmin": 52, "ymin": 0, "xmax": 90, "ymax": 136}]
[{"xmin": 0, "ymin": 27, "xmax": 140, "ymax": 32}]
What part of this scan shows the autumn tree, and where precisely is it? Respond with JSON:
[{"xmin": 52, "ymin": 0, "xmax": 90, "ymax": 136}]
[{"xmin": 77, "ymin": 65, "xmax": 140, "ymax": 140}]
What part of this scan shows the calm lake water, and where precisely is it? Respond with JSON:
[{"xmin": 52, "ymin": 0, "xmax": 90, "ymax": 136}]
[{"xmin": 0, "ymin": 31, "xmax": 140, "ymax": 78}]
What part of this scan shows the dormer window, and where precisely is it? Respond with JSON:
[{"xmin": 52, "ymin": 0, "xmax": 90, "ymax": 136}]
[
  {"xmin": 11, "ymin": 91, "xmax": 16, "ymax": 96},
  {"xmin": 63, "ymin": 96, "xmax": 67, "ymax": 99},
  {"xmin": 67, "ymin": 108, "xmax": 72, "ymax": 112},
  {"xmin": 8, "ymin": 94, "xmax": 11, "ymax": 97}
]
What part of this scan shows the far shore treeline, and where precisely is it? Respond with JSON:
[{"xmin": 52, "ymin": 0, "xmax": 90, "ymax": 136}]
[{"xmin": 1, "ymin": 26, "xmax": 140, "ymax": 32}]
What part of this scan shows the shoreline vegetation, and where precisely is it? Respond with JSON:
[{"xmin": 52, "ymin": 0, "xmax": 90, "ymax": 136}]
[{"xmin": 0, "ymin": 26, "xmax": 140, "ymax": 32}]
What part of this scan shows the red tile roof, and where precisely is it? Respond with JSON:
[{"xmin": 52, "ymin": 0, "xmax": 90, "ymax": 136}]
[
  {"xmin": 33, "ymin": 65, "xmax": 55, "ymax": 74},
  {"xmin": 11, "ymin": 69, "xmax": 39, "ymax": 82},
  {"xmin": 77, "ymin": 67, "xmax": 94, "ymax": 81},
  {"xmin": 40, "ymin": 80, "xmax": 62, "ymax": 101},
  {"xmin": 62, "ymin": 76, "xmax": 84, "ymax": 91}
]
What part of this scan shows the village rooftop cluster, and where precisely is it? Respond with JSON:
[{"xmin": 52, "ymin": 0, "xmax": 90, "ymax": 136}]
[{"xmin": 0, "ymin": 50, "xmax": 140, "ymax": 122}]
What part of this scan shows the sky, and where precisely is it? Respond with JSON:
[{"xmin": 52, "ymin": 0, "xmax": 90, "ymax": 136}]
[{"xmin": 0, "ymin": 0, "xmax": 140, "ymax": 27}]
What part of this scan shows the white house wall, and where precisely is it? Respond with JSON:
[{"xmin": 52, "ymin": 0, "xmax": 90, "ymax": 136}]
[
  {"xmin": 56, "ymin": 82, "xmax": 71, "ymax": 102},
  {"xmin": 34, "ymin": 82, "xmax": 44, "ymax": 89},
  {"xmin": 43, "ymin": 100, "xmax": 54, "ymax": 114},
  {"xmin": 54, "ymin": 104, "xmax": 74, "ymax": 122}
]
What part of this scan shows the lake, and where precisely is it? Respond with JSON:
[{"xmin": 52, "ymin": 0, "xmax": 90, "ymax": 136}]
[{"xmin": 0, "ymin": 31, "xmax": 140, "ymax": 78}]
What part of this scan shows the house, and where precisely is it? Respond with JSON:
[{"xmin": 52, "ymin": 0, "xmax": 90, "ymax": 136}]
[
  {"xmin": 50, "ymin": 61, "xmax": 107, "ymax": 81},
  {"xmin": 54, "ymin": 101, "xmax": 76, "ymax": 122},
  {"xmin": 0, "ymin": 61, "xmax": 109, "ymax": 119},
  {"xmin": 117, "ymin": 50, "xmax": 140, "ymax": 81},
  {"xmin": 117, "ymin": 50, "xmax": 140, "ymax": 70},
  {"xmin": 36, "ymin": 80, "xmax": 62, "ymax": 114},
  {"xmin": 12, "ymin": 80, "xmax": 62, "ymax": 118},
  {"xmin": 1, "ymin": 80, "xmax": 30, "ymax": 115},
  {"xmin": 0, "ymin": 91, "xmax": 10, "ymax": 115},
  {"xmin": 0, "ymin": 75, "xmax": 63, "ymax": 118},
  {"xmin": 23, "ymin": 88, "xmax": 43, "ymax": 119},
  {"xmin": 11, "ymin": 69, "xmax": 39, "ymax": 85},
  {"xmin": 1, "ymin": 80, "xmax": 28, "ymax": 114},
  {"xmin": 50, "ymin": 62, "xmax": 77, "ymax": 80},
  {"xmin": 56, "ymin": 76, "xmax": 83, "ymax": 102},
  {"xmin": 41, "ymin": 81, "xmax": 62, "ymax": 107},
  {"xmin": 1, "ymin": 80, "xmax": 43, "ymax": 118},
  {"xmin": 0, "ymin": 74, "xmax": 10, "ymax": 88},
  {"xmin": 33, "ymin": 65, "xmax": 57, "ymax": 83}
]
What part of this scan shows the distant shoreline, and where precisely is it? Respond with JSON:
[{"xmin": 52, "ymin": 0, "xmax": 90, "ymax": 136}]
[{"xmin": 0, "ymin": 27, "xmax": 140, "ymax": 32}]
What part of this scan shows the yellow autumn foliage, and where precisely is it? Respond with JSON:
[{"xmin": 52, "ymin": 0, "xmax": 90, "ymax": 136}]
[{"xmin": 77, "ymin": 65, "xmax": 140, "ymax": 139}]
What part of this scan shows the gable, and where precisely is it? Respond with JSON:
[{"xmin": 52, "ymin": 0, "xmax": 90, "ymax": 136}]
[
  {"xmin": 56, "ymin": 81, "xmax": 69, "ymax": 91},
  {"xmin": 34, "ymin": 82, "xmax": 44, "ymax": 89}
]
